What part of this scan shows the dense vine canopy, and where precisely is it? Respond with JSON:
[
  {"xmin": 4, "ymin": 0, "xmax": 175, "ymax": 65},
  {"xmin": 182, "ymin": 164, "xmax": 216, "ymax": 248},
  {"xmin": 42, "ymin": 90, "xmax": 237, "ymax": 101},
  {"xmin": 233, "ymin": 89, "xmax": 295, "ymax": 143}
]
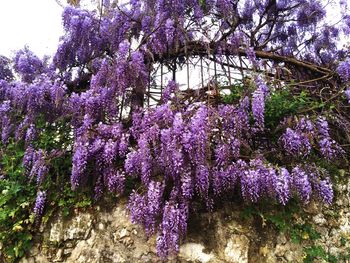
[{"xmin": 1, "ymin": 0, "xmax": 350, "ymax": 259}]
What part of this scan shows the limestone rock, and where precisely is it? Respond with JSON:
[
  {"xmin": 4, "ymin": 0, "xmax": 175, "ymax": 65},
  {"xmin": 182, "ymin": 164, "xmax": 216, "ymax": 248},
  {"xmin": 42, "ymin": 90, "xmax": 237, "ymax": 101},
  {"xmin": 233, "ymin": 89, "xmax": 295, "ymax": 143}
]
[
  {"xmin": 313, "ymin": 213, "xmax": 327, "ymax": 226},
  {"xmin": 63, "ymin": 213, "xmax": 93, "ymax": 241},
  {"xmin": 179, "ymin": 243, "xmax": 216, "ymax": 263},
  {"xmin": 20, "ymin": 181, "xmax": 350, "ymax": 263},
  {"xmin": 224, "ymin": 234, "xmax": 249, "ymax": 263}
]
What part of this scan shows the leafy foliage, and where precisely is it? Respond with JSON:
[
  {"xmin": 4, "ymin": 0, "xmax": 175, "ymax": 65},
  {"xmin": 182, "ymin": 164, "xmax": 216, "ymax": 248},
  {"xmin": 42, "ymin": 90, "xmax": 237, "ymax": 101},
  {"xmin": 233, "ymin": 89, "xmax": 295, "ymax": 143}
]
[
  {"xmin": 0, "ymin": 128, "xmax": 92, "ymax": 261},
  {"xmin": 240, "ymin": 202, "xmax": 344, "ymax": 263},
  {"xmin": 0, "ymin": 141, "xmax": 35, "ymax": 261},
  {"xmin": 264, "ymin": 89, "xmax": 320, "ymax": 128}
]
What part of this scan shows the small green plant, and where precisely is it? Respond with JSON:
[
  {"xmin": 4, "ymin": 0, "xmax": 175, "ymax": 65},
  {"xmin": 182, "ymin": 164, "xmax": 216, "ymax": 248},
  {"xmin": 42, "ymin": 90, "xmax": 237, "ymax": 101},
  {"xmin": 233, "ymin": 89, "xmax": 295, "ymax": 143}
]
[
  {"xmin": 337, "ymin": 248, "xmax": 350, "ymax": 261},
  {"xmin": 303, "ymin": 245, "xmax": 339, "ymax": 263},
  {"xmin": 221, "ymin": 82, "xmax": 247, "ymax": 104},
  {"xmin": 264, "ymin": 89, "xmax": 321, "ymax": 128},
  {"xmin": 0, "ymin": 120, "xmax": 93, "ymax": 262},
  {"xmin": 55, "ymin": 184, "xmax": 93, "ymax": 218},
  {"xmin": 221, "ymin": 82, "xmax": 322, "ymax": 130},
  {"xmin": 0, "ymin": 141, "xmax": 36, "ymax": 261},
  {"xmin": 240, "ymin": 201, "xmax": 342, "ymax": 263}
]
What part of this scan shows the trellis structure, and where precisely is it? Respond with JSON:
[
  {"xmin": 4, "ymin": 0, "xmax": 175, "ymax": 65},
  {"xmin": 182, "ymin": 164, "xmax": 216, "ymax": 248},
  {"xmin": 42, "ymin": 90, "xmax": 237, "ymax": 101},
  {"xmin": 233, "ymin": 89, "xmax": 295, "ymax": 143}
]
[{"xmin": 142, "ymin": 41, "xmax": 338, "ymax": 109}]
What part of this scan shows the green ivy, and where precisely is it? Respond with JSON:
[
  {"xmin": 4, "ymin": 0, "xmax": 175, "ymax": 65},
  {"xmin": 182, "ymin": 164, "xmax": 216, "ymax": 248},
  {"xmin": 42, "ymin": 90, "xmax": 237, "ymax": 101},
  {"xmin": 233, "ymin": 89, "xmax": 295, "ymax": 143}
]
[
  {"xmin": 0, "ymin": 141, "xmax": 36, "ymax": 261},
  {"xmin": 303, "ymin": 245, "xmax": 339, "ymax": 263},
  {"xmin": 221, "ymin": 83, "xmax": 322, "ymax": 129},
  {"xmin": 240, "ymin": 202, "xmax": 344, "ymax": 263},
  {"xmin": 221, "ymin": 82, "xmax": 247, "ymax": 105},
  {"xmin": 0, "ymin": 119, "xmax": 93, "ymax": 262},
  {"xmin": 264, "ymin": 89, "xmax": 320, "ymax": 128}
]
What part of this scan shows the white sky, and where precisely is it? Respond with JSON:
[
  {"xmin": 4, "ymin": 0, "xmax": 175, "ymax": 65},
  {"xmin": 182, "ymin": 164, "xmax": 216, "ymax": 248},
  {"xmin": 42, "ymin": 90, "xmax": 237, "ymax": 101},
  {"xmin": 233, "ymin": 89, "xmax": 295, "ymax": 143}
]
[
  {"xmin": 0, "ymin": 0, "xmax": 345, "ymax": 61},
  {"xmin": 0, "ymin": 0, "xmax": 64, "ymax": 58}
]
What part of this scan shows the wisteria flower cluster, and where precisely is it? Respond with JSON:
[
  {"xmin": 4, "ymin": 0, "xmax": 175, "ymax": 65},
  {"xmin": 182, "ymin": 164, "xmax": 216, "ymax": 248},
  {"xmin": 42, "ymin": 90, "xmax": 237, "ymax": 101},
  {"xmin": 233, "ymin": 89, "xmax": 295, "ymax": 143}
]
[
  {"xmin": 279, "ymin": 117, "xmax": 344, "ymax": 159},
  {"xmin": 316, "ymin": 117, "xmax": 344, "ymax": 160},
  {"xmin": 252, "ymin": 76, "xmax": 269, "ymax": 130},
  {"xmin": 71, "ymin": 119, "xmax": 129, "ymax": 199},
  {"xmin": 33, "ymin": 190, "xmax": 46, "ymax": 222},
  {"xmin": 345, "ymin": 89, "xmax": 350, "ymax": 103},
  {"xmin": 337, "ymin": 59, "xmax": 350, "ymax": 83},
  {"xmin": 123, "ymin": 100, "xmax": 337, "ymax": 256}
]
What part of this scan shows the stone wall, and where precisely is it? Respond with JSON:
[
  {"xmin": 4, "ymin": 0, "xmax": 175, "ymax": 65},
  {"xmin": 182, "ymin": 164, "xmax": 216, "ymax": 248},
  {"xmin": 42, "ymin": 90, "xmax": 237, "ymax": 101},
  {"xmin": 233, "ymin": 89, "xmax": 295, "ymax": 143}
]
[{"xmin": 21, "ymin": 180, "xmax": 350, "ymax": 263}]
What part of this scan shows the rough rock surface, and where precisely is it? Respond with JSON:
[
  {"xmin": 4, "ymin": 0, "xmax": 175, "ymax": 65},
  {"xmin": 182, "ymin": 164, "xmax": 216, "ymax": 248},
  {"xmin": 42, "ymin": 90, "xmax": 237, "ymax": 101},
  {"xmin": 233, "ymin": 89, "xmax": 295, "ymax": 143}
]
[{"xmin": 20, "ymin": 180, "xmax": 350, "ymax": 263}]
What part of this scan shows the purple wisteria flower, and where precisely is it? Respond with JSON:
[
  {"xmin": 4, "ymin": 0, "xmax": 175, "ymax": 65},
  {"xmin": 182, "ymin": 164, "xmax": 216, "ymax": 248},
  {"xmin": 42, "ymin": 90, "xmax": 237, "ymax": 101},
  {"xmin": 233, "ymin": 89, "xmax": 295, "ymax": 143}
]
[
  {"xmin": 316, "ymin": 117, "xmax": 344, "ymax": 159},
  {"xmin": 0, "ymin": 56, "xmax": 13, "ymax": 81},
  {"xmin": 296, "ymin": 117, "xmax": 315, "ymax": 134},
  {"xmin": 252, "ymin": 77, "xmax": 269, "ymax": 129},
  {"xmin": 23, "ymin": 146, "xmax": 35, "ymax": 173},
  {"xmin": 280, "ymin": 128, "xmax": 311, "ymax": 157},
  {"xmin": 25, "ymin": 124, "xmax": 37, "ymax": 145},
  {"xmin": 291, "ymin": 166, "xmax": 312, "ymax": 204},
  {"xmin": 215, "ymin": 143, "xmax": 230, "ymax": 166},
  {"xmin": 103, "ymin": 139, "xmax": 118, "ymax": 165},
  {"xmin": 71, "ymin": 141, "xmax": 89, "ymax": 189},
  {"xmin": 145, "ymin": 180, "xmax": 164, "ymax": 235},
  {"xmin": 246, "ymin": 47, "xmax": 260, "ymax": 67},
  {"xmin": 105, "ymin": 168, "xmax": 125, "ymax": 193},
  {"xmin": 14, "ymin": 47, "xmax": 44, "ymax": 83},
  {"xmin": 196, "ymin": 165, "xmax": 210, "ymax": 198},
  {"xmin": 94, "ymin": 175, "xmax": 104, "ymax": 200},
  {"xmin": 316, "ymin": 177, "xmax": 333, "ymax": 205},
  {"xmin": 162, "ymin": 81, "xmax": 179, "ymax": 103},
  {"xmin": 118, "ymin": 40, "xmax": 130, "ymax": 59},
  {"xmin": 125, "ymin": 151, "xmax": 142, "ymax": 175},
  {"xmin": 181, "ymin": 171, "xmax": 194, "ymax": 200},
  {"xmin": 0, "ymin": 100, "xmax": 11, "ymax": 114},
  {"xmin": 36, "ymin": 164, "xmax": 49, "ymax": 185},
  {"xmin": 27, "ymin": 149, "xmax": 48, "ymax": 185},
  {"xmin": 165, "ymin": 18, "xmax": 175, "ymax": 43},
  {"xmin": 156, "ymin": 201, "xmax": 188, "ymax": 259},
  {"xmin": 33, "ymin": 190, "xmax": 46, "ymax": 221},
  {"xmin": 128, "ymin": 181, "xmax": 164, "ymax": 236},
  {"xmin": 337, "ymin": 60, "xmax": 350, "ymax": 82},
  {"xmin": 1, "ymin": 116, "xmax": 13, "ymax": 144},
  {"xmin": 240, "ymin": 167, "xmax": 260, "ymax": 203},
  {"xmin": 0, "ymin": 1, "xmax": 347, "ymax": 260},
  {"xmin": 252, "ymin": 88, "xmax": 265, "ymax": 129},
  {"xmin": 128, "ymin": 191, "xmax": 147, "ymax": 225},
  {"xmin": 345, "ymin": 88, "xmax": 350, "ymax": 103},
  {"xmin": 275, "ymin": 168, "xmax": 291, "ymax": 205}
]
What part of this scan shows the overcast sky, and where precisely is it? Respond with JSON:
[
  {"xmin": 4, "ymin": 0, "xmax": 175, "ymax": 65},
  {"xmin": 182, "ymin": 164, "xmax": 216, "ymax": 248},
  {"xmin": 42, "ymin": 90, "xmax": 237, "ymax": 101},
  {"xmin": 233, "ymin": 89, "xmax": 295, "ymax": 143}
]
[
  {"xmin": 0, "ymin": 1, "xmax": 345, "ymax": 60},
  {"xmin": 0, "ymin": 0, "xmax": 64, "ymax": 58}
]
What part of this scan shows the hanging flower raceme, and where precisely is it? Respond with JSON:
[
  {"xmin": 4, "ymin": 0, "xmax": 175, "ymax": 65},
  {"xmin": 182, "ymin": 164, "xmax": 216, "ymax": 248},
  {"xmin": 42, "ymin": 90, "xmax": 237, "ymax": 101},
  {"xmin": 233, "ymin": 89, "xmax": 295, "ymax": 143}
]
[
  {"xmin": 14, "ymin": 47, "xmax": 44, "ymax": 83},
  {"xmin": 280, "ymin": 128, "xmax": 311, "ymax": 157},
  {"xmin": 292, "ymin": 166, "xmax": 312, "ymax": 203},
  {"xmin": 71, "ymin": 139, "xmax": 89, "ymax": 189},
  {"xmin": 337, "ymin": 59, "xmax": 350, "ymax": 82},
  {"xmin": 252, "ymin": 76, "xmax": 269, "ymax": 129},
  {"xmin": 71, "ymin": 121, "xmax": 130, "ymax": 196},
  {"xmin": 24, "ymin": 149, "xmax": 49, "ymax": 185},
  {"xmin": 345, "ymin": 89, "xmax": 350, "ymax": 103},
  {"xmin": 128, "ymin": 180, "xmax": 165, "ymax": 237},
  {"xmin": 315, "ymin": 177, "xmax": 333, "ymax": 205},
  {"xmin": 316, "ymin": 117, "xmax": 344, "ymax": 160},
  {"xmin": 156, "ymin": 201, "xmax": 189, "ymax": 259},
  {"xmin": 275, "ymin": 168, "xmax": 291, "ymax": 205},
  {"xmin": 33, "ymin": 190, "xmax": 46, "ymax": 222},
  {"xmin": 122, "ymin": 97, "xmax": 340, "ymax": 256},
  {"xmin": 162, "ymin": 81, "xmax": 179, "ymax": 103}
]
